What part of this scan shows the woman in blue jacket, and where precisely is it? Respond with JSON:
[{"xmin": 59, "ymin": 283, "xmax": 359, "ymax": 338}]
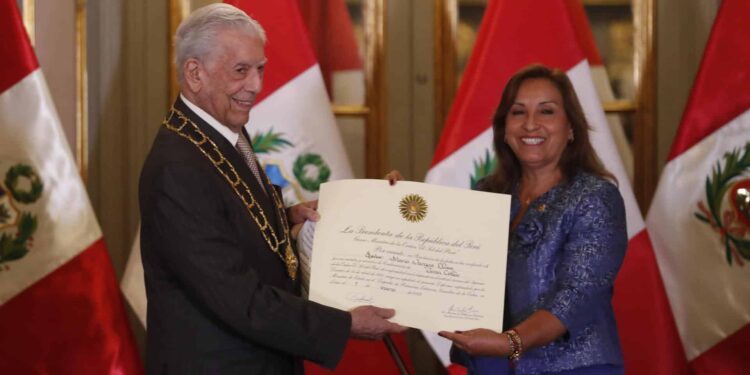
[{"xmin": 436, "ymin": 64, "xmax": 628, "ymax": 374}]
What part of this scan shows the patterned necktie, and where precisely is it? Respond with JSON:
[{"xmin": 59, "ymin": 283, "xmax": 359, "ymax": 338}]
[{"xmin": 235, "ymin": 133, "xmax": 267, "ymax": 195}]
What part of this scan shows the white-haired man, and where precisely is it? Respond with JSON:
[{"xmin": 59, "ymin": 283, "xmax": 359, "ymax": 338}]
[{"xmin": 139, "ymin": 4, "xmax": 405, "ymax": 374}]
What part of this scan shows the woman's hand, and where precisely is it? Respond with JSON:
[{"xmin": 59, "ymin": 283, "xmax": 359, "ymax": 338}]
[
  {"xmin": 438, "ymin": 329, "xmax": 509, "ymax": 357},
  {"xmin": 384, "ymin": 170, "xmax": 404, "ymax": 185},
  {"xmin": 439, "ymin": 311, "xmax": 564, "ymax": 358}
]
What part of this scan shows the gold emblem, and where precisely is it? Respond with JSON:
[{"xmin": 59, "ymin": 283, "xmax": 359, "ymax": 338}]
[
  {"xmin": 399, "ymin": 194, "xmax": 428, "ymax": 222},
  {"xmin": 284, "ymin": 244, "xmax": 298, "ymax": 280}
]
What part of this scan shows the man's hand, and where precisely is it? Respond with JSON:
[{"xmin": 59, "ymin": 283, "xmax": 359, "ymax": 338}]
[
  {"xmin": 350, "ymin": 305, "xmax": 407, "ymax": 340},
  {"xmin": 287, "ymin": 200, "xmax": 319, "ymax": 239},
  {"xmin": 287, "ymin": 200, "xmax": 320, "ymax": 225}
]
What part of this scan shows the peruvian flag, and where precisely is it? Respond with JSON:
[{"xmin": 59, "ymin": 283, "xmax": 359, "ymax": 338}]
[
  {"xmin": 646, "ymin": 0, "xmax": 750, "ymax": 372},
  {"xmin": 0, "ymin": 1, "xmax": 142, "ymax": 373},
  {"xmin": 227, "ymin": 0, "xmax": 354, "ymax": 207},
  {"xmin": 424, "ymin": 0, "xmax": 688, "ymax": 373}
]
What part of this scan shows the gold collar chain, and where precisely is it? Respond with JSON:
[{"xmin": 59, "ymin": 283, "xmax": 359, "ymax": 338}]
[{"xmin": 163, "ymin": 107, "xmax": 298, "ymax": 280}]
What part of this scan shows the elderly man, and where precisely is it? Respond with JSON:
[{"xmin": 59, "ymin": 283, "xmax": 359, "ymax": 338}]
[{"xmin": 139, "ymin": 4, "xmax": 404, "ymax": 374}]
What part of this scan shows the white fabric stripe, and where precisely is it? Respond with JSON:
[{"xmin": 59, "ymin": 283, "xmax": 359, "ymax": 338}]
[
  {"xmin": 422, "ymin": 331, "xmax": 453, "ymax": 367},
  {"xmin": 567, "ymin": 61, "xmax": 644, "ymax": 237},
  {"xmin": 0, "ymin": 70, "xmax": 101, "ymax": 305},
  {"xmin": 422, "ymin": 107, "xmax": 493, "ymax": 367},
  {"xmin": 425, "ymin": 128, "xmax": 494, "ymax": 187},
  {"xmin": 121, "ymin": 227, "xmax": 146, "ymax": 327},
  {"xmin": 247, "ymin": 64, "xmax": 353, "ymax": 203},
  {"xmin": 647, "ymin": 109, "xmax": 750, "ymax": 360}
]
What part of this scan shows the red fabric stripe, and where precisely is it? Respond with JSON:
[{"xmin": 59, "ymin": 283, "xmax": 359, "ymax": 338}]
[
  {"xmin": 226, "ymin": 0, "xmax": 317, "ymax": 105},
  {"xmin": 304, "ymin": 335, "xmax": 414, "ymax": 375},
  {"xmin": 613, "ymin": 230, "xmax": 690, "ymax": 374},
  {"xmin": 447, "ymin": 363, "xmax": 468, "ymax": 375},
  {"xmin": 299, "ymin": 0, "xmax": 363, "ymax": 96},
  {"xmin": 431, "ymin": 0, "xmax": 585, "ymax": 166},
  {"xmin": 690, "ymin": 322, "xmax": 750, "ymax": 374},
  {"xmin": 0, "ymin": 239, "xmax": 143, "ymax": 374},
  {"xmin": 0, "ymin": 0, "xmax": 39, "ymax": 94},
  {"xmin": 564, "ymin": 0, "xmax": 603, "ymax": 66},
  {"xmin": 299, "ymin": 0, "xmax": 361, "ymax": 72},
  {"xmin": 667, "ymin": 0, "xmax": 750, "ymax": 160}
]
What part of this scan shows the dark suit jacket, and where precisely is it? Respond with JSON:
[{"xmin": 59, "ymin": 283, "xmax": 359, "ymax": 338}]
[{"xmin": 139, "ymin": 97, "xmax": 350, "ymax": 374}]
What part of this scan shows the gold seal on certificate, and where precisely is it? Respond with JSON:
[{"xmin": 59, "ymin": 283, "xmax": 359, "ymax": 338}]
[
  {"xmin": 303, "ymin": 179, "xmax": 511, "ymax": 333},
  {"xmin": 399, "ymin": 194, "xmax": 428, "ymax": 222}
]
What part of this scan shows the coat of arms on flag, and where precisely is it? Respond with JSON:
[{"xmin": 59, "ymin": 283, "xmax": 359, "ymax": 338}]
[
  {"xmin": 0, "ymin": 162, "xmax": 42, "ymax": 270},
  {"xmin": 470, "ymin": 149, "xmax": 496, "ymax": 190},
  {"xmin": 695, "ymin": 142, "xmax": 750, "ymax": 266},
  {"xmin": 251, "ymin": 128, "xmax": 332, "ymax": 204},
  {"xmin": 0, "ymin": 0, "xmax": 142, "ymax": 371},
  {"xmin": 646, "ymin": 0, "xmax": 750, "ymax": 371}
]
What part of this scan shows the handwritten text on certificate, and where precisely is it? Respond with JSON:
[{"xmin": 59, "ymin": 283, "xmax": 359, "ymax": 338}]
[{"xmin": 306, "ymin": 180, "xmax": 510, "ymax": 333}]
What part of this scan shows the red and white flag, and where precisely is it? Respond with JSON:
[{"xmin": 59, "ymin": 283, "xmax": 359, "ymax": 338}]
[
  {"xmin": 424, "ymin": 0, "xmax": 687, "ymax": 373},
  {"xmin": 646, "ymin": 0, "xmax": 750, "ymax": 372},
  {"xmin": 0, "ymin": 1, "xmax": 142, "ymax": 373},
  {"xmin": 227, "ymin": 0, "xmax": 354, "ymax": 205}
]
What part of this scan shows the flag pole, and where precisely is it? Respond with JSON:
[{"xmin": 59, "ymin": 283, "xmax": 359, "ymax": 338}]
[{"xmin": 383, "ymin": 334, "xmax": 411, "ymax": 375}]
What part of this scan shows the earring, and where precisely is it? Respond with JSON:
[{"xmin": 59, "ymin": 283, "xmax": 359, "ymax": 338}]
[{"xmin": 568, "ymin": 131, "xmax": 574, "ymax": 143}]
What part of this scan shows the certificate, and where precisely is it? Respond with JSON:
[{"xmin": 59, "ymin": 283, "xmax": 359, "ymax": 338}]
[{"xmin": 304, "ymin": 179, "xmax": 510, "ymax": 333}]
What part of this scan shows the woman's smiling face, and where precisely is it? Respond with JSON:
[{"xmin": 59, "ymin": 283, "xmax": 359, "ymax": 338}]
[{"xmin": 504, "ymin": 78, "xmax": 572, "ymax": 173}]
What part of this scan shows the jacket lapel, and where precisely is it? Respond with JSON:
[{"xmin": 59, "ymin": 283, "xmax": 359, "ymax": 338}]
[{"xmin": 173, "ymin": 98, "xmax": 283, "ymax": 238}]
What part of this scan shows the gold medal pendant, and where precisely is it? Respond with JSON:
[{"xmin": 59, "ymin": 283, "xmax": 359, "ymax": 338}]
[{"xmin": 284, "ymin": 244, "xmax": 298, "ymax": 281}]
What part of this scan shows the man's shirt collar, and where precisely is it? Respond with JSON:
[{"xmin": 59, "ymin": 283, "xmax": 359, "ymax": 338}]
[{"xmin": 181, "ymin": 93, "xmax": 241, "ymax": 146}]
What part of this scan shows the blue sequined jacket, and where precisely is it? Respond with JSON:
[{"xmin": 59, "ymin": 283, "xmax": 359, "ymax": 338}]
[{"xmin": 457, "ymin": 171, "xmax": 628, "ymax": 374}]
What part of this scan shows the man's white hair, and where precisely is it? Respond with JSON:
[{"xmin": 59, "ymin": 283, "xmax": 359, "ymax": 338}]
[{"xmin": 174, "ymin": 3, "xmax": 266, "ymax": 82}]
